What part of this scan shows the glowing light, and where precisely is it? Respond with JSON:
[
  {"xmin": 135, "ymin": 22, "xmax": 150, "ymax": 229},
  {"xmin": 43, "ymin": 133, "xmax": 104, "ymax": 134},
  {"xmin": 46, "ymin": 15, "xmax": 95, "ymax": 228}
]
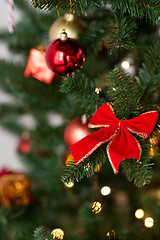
[
  {"xmin": 64, "ymin": 13, "xmax": 74, "ymax": 22},
  {"xmin": 121, "ymin": 60, "xmax": 130, "ymax": 70},
  {"xmin": 95, "ymin": 88, "xmax": 101, "ymax": 94},
  {"xmin": 144, "ymin": 217, "xmax": 154, "ymax": 228},
  {"xmin": 92, "ymin": 202, "xmax": 102, "ymax": 214},
  {"xmin": 135, "ymin": 209, "xmax": 144, "ymax": 219},
  {"xmin": 65, "ymin": 181, "xmax": 74, "ymax": 188},
  {"xmin": 101, "ymin": 186, "xmax": 111, "ymax": 196}
]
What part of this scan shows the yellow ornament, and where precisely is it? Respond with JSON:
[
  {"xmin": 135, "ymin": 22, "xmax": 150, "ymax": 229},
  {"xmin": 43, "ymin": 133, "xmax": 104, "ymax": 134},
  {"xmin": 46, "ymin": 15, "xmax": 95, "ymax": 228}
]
[
  {"xmin": 49, "ymin": 14, "xmax": 86, "ymax": 42},
  {"xmin": 92, "ymin": 201, "xmax": 102, "ymax": 214},
  {"xmin": 51, "ymin": 228, "xmax": 64, "ymax": 240}
]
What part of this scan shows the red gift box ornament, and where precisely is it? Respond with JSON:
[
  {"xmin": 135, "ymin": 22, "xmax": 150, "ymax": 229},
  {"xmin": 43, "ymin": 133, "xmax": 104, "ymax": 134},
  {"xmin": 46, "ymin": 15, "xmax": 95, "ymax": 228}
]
[
  {"xmin": 24, "ymin": 48, "xmax": 55, "ymax": 84},
  {"xmin": 70, "ymin": 103, "xmax": 159, "ymax": 174}
]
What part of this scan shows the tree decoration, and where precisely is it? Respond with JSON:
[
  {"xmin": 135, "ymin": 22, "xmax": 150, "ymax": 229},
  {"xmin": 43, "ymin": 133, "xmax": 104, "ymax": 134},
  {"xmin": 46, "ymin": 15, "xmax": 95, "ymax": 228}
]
[
  {"xmin": 46, "ymin": 30, "xmax": 85, "ymax": 76},
  {"xmin": 0, "ymin": 170, "xmax": 33, "ymax": 208},
  {"xmin": 65, "ymin": 154, "xmax": 73, "ymax": 166},
  {"xmin": 51, "ymin": 228, "xmax": 64, "ymax": 240},
  {"xmin": 70, "ymin": 102, "xmax": 158, "ymax": 174},
  {"xmin": 24, "ymin": 47, "xmax": 55, "ymax": 84},
  {"xmin": 64, "ymin": 117, "xmax": 89, "ymax": 147},
  {"xmin": 8, "ymin": 0, "xmax": 14, "ymax": 33},
  {"xmin": 92, "ymin": 202, "xmax": 102, "ymax": 214},
  {"xmin": 17, "ymin": 131, "xmax": 30, "ymax": 154},
  {"xmin": 106, "ymin": 230, "xmax": 118, "ymax": 239},
  {"xmin": 49, "ymin": 13, "xmax": 86, "ymax": 42}
]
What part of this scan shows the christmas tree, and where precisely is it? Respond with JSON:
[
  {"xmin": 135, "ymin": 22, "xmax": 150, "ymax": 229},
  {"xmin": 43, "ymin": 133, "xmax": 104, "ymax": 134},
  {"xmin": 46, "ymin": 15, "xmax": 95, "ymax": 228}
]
[{"xmin": 0, "ymin": 0, "xmax": 160, "ymax": 240}]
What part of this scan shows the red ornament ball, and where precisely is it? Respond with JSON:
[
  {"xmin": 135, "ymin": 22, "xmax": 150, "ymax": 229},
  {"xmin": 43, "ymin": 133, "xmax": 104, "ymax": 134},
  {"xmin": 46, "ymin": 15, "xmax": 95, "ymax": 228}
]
[
  {"xmin": 18, "ymin": 134, "xmax": 30, "ymax": 154},
  {"xmin": 46, "ymin": 32, "xmax": 85, "ymax": 76},
  {"xmin": 64, "ymin": 118, "xmax": 89, "ymax": 147}
]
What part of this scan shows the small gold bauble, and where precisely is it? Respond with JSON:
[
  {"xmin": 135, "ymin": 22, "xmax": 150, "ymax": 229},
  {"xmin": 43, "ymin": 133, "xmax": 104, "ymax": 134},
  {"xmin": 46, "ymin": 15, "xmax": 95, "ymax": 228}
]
[
  {"xmin": 51, "ymin": 228, "xmax": 64, "ymax": 240},
  {"xmin": 65, "ymin": 154, "xmax": 73, "ymax": 166},
  {"xmin": 92, "ymin": 201, "xmax": 102, "ymax": 214},
  {"xmin": 49, "ymin": 14, "xmax": 87, "ymax": 42}
]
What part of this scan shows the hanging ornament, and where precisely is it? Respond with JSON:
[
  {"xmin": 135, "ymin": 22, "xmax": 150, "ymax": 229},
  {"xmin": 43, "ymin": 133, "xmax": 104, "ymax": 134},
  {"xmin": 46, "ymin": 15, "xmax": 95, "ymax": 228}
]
[
  {"xmin": 46, "ymin": 30, "xmax": 85, "ymax": 76},
  {"xmin": 17, "ymin": 132, "xmax": 30, "ymax": 154},
  {"xmin": 51, "ymin": 228, "xmax": 64, "ymax": 240},
  {"xmin": 92, "ymin": 201, "xmax": 102, "ymax": 214},
  {"xmin": 0, "ymin": 169, "xmax": 33, "ymax": 208},
  {"xmin": 64, "ymin": 117, "xmax": 89, "ymax": 147},
  {"xmin": 70, "ymin": 102, "xmax": 158, "ymax": 174},
  {"xmin": 8, "ymin": 0, "xmax": 14, "ymax": 33},
  {"xmin": 46, "ymin": 1, "xmax": 85, "ymax": 76},
  {"xmin": 24, "ymin": 46, "xmax": 55, "ymax": 84},
  {"xmin": 49, "ymin": 13, "xmax": 86, "ymax": 42}
]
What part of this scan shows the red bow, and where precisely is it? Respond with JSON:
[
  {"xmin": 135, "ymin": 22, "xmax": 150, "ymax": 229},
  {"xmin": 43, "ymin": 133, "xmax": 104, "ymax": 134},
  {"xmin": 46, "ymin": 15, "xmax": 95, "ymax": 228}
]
[{"xmin": 70, "ymin": 103, "xmax": 159, "ymax": 174}]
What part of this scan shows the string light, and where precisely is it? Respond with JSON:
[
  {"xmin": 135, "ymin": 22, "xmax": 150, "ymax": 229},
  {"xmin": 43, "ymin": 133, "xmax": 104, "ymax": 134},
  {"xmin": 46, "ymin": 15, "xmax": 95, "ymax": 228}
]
[
  {"xmin": 144, "ymin": 217, "xmax": 154, "ymax": 228},
  {"xmin": 121, "ymin": 60, "xmax": 130, "ymax": 70},
  {"xmin": 51, "ymin": 228, "xmax": 64, "ymax": 240},
  {"xmin": 95, "ymin": 88, "xmax": 101, "ymax": 94},
  {"xmin": 92, "ymin": 202, "xmax": 102, "ymax": 214},
  {"xmin": 65, "ymin": 181, "xmax": 74, "ymax": 188},
  {"xmin": 101, "ymin": 186, "xmax": 111, "ymax": 196},
  {"xmin": 135, "ymin": 209, "xmax": 144, "ymax": 219}
]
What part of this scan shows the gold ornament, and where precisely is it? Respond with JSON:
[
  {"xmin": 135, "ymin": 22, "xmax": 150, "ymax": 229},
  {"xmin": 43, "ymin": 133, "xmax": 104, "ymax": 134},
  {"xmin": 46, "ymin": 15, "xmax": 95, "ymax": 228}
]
[
  {"xmin": 49, "ymin": 14, "xmax": 86, "ymax": 42},
  {"xmin": 65, "ymin": 154, "xmax": 73, "ymax": 166},
  {"xmin": 64, "ymin": 180, "xmax": 74, "ymax": 188},
  {"xmin": 51, "ymin": 228, "xmax": 64, "ymax": 240},
  {"xmin": 92, "ymin": 201, "xmax": 102, "ymax": 214},
  {"xmin": 0, "ymin": 173, "xmax": 33, "ymax": 208},
  {"xmin": 94, "ymin": 164, "xmax": 100, "ymax": 172}
]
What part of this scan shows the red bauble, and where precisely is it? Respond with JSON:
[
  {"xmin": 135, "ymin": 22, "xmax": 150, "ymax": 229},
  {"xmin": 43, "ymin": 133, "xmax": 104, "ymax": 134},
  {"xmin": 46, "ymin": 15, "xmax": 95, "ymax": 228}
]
[
  {"xmin": 64, "ymin": 118, "xmax": 89, "ymax": 147},
  {"xmin": 46, "ymin": 33, "xmax": 85, "ymax": 76},
  {"xmin": 18, "ymin": 138, "xmax": 30, "ymax": 154}
]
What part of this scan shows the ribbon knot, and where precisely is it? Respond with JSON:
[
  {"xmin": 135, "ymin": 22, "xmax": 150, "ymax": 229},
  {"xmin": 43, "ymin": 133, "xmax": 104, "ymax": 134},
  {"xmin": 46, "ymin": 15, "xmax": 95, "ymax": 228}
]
[{"xmin": 70, "ymin": 103, "xmax": 158, "ymax": 174}]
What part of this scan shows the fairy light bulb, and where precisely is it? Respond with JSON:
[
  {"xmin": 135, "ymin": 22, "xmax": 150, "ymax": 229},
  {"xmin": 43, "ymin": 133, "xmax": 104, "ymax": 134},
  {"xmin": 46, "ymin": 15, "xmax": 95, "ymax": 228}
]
[
  {"xmin": 101, "ymin": 186, "xmax": 111, "ymax": 196},
  {"xmin": 121, "ymin": 60, "xmax": 130, "ymax": 70},
  {"xmin": 144, "ymin": 217, "xmax": 154, "ymax": 228},
  {"xmin": 65, "ymin": 181, "xmax": 74, "ymax": 188},
  {"xmin": 135, "ymin": 209, "xmax": 144, "ymax": 219}
]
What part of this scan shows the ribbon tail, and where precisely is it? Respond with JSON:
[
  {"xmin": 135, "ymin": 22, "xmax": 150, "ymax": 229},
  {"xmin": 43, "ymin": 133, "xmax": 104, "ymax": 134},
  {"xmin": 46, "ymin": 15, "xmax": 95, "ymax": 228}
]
[
  {"xmin": 107, "ymin": 125, "xmax": 142, "ymax": 174},
  {"xmin": 70, "ymin": 126, "xmax": 117, "ymax": 165}
]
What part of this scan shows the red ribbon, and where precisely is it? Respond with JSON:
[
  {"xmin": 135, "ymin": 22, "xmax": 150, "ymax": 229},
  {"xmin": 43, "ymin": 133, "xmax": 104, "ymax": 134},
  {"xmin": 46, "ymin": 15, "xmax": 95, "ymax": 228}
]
[{"xmin": 70, "ymin": 103, "xmax": 159, "ymax": 174}]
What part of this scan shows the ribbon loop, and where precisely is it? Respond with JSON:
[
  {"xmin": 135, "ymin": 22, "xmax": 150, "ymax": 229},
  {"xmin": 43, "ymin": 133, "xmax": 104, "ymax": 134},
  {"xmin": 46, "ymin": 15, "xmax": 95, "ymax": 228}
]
[{"xmin": 70, "ymin": 103, "xmax": 158, "ymax": 174}]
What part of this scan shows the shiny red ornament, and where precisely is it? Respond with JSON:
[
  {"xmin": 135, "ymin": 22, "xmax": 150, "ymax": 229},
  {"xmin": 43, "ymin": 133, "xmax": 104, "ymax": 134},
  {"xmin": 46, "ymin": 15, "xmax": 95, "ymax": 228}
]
[
  {"xmin": 46, "ymin": 32, "xmax": 85, "ymax": 76},
  {"xmin": 18, "ymin": 137, "xmax": 30, "ymax": 154},
  {"xmin": 64, "ymin": 118, "xmax": 89, "ymax": 147},
  {"xmin": 24, "ymin": 48, "xmax": 55, "ymax": 84}
]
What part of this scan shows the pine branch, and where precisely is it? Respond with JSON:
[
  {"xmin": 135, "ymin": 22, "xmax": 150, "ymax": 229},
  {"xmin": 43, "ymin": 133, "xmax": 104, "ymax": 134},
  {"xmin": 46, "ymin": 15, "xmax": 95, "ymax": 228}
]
[
  {"xmin": 110, "ymin": 0, "xmax": 160, "ymax": 24},
  {"xmin": 122, "ymin": 140, "xmax": 153, "ymax": 187},
  {"xmin": 33, "ymin": 226, "xmax": 52, "ymax": 240},
  {"xmin": 31, "ymin": 0, "xmax": 101, "ymax": 13},
  {"xmin": 105, "ymin": 68, "xmax": 142, "ymax": 119},
  {"xmin": 60, "ymin": 71, "xmax": 101, "ymax": 116},
  {"xmin": 106, "ymin": 16, "xmax": 137, "ymax": 53},
  {"xmin": 137, "ymin": 43, "xmax": 160, "ymax": 96},
  {"xmin": 61, "ymin": 145, "xmax": 107, "ymax": 184}
]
